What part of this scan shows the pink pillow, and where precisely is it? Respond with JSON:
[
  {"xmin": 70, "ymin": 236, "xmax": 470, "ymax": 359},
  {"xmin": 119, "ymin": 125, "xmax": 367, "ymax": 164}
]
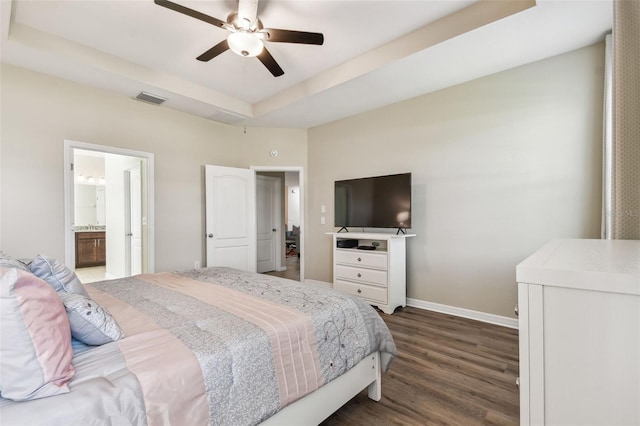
[{"xmin": 0, "ymin": 268, "xmax": 75, "ymax": 401}]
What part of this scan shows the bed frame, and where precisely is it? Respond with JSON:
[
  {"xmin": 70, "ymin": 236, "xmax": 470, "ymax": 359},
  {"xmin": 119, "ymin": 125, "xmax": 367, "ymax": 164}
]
[{"xmin": 261, "ymin": 351, "xmax": 382, "ymax": 425}]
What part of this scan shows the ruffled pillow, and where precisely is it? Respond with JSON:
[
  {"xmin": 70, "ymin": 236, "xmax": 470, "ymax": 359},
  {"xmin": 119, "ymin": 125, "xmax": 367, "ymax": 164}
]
[
  {"xmin": 29, "ymin": 255, "xmax": 89, "ymax": 297},
  {"xmin": 59, "ymin": 292, "xmax": 124, "ymax": 345},
  {"xmin": 0, "ymin": 268, "xmax": 75, "ymax": 401}
]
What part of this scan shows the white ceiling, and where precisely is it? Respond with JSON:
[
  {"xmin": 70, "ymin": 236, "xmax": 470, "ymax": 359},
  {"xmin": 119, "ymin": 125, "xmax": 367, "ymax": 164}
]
[{"xmin": 0, "ymin": 0, "xmax": 612, "ymax": 128}]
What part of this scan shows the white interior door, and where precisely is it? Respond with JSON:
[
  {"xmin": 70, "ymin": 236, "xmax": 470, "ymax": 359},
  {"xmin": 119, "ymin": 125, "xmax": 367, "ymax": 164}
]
[
  {"xmin": 205, "ymin": 165, "xmax": 256, "ymax": 272},
  {"xmin": 128, "ymin": 165, "xmax": 142, "ymax": 275},
  {"xmin": 256, "ymin": 175, "xmax": 280, "ymax": 273}
]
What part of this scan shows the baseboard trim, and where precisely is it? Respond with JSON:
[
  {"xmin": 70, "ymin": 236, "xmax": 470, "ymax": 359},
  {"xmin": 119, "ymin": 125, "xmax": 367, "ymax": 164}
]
[
  {"xmin": 407, "ymin": 298, "xmax": 518, "ymax": 329},
  {"xmin": 305, "ymin": 279, "xmax": 332, "ymax": 289}
]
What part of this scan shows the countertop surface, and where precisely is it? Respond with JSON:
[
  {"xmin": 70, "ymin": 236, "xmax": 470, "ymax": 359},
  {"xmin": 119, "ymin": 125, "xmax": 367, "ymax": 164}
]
[{"xmin": 75, "ymin": 226, "xmax": 106, "ymax": 233}]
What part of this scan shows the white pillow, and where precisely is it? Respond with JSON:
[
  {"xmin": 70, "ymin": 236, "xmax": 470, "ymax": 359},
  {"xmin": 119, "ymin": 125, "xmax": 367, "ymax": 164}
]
[
  {"xmin": 0, "ymin": 268, "xmax": 75, "ymax": 401},
  {"xmin": 29, "ymin": 255, "xmax": 89, "ymax": 297},
  {"xmin": 59, "ymin": 292, "xmax": 124, "ymax": 345}
]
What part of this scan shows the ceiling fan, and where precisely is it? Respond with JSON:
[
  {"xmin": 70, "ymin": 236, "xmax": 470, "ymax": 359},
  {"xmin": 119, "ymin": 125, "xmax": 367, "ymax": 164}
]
[{"xmin": 154, "ymin": 0, "xmax": 324, "ymax": 77}]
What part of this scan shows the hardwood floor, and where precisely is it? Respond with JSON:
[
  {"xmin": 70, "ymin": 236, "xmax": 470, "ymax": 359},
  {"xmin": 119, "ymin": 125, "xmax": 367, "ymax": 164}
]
[
  {"xmin": 263, "ymin": 255, "xmax": 300, "ymax": 281},
  {"xmin": 321, "ymin": 307, "xmax": 520, "ymax": 426}
]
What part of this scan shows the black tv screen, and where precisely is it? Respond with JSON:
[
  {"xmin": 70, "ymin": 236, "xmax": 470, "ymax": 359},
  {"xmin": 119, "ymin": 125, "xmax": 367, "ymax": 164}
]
[{"xmin": 334, "ymin": 173, "xmax": 411, "ymax": 230}]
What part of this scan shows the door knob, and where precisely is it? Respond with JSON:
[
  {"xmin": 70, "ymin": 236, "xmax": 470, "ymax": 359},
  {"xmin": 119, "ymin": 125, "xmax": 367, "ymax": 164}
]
[{"xmin": 208, "ymin": 233, "xmax": 214, "ymax": 238}]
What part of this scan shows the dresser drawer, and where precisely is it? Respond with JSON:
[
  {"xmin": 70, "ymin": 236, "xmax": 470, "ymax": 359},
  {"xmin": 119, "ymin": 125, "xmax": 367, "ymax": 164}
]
[
  {"xmin": 335, "ymin": 265, "xmax": 388, "ymax": 287},
  {"xmin": 335, "ymin": 280, "xmax": 387, "ymax": 304},
  {"xmin": 335, "ymin": 250, "xmax": 387, "ymax": 269}
]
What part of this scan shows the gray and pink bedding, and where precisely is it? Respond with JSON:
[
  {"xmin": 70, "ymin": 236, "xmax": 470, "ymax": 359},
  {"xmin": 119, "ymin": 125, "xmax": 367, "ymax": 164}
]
[{"xmin": 0, "ymin": 267, "xmax": 396, "ymax": 425}]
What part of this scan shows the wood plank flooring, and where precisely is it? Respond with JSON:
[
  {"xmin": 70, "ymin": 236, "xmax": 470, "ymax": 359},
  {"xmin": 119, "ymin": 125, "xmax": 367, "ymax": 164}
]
[
  {"xmin": 321, "ymin": 307, "xmax": 520, "ymax": 425},
  {"xmin": 263, "ymin": 256, "xmax": 300, "ymax": 281}
]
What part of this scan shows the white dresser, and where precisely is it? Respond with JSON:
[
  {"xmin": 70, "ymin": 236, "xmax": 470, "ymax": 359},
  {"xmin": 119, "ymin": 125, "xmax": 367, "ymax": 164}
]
[
  {"xmin": 329, "ymin": 232, "xmax": 415, "ymax": 314},
  {"xmin": 516, "ymin": 239, "xmax": 640, "ymax": 426}
]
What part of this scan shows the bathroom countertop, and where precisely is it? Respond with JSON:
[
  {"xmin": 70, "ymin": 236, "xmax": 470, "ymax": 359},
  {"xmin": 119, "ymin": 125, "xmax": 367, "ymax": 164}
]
[{"xmin": 74, "ymin": 226, "xmax": 106, "ymax": 232}]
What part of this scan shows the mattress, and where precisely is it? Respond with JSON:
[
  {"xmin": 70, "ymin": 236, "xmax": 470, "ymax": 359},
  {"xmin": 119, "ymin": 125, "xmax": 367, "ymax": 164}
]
[{"xmin": 0, "ymin": 267, "xmax": 397, "ymax": 425}]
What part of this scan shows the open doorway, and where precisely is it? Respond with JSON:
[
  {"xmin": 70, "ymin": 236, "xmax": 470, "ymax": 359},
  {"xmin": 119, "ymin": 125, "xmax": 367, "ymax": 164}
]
[
  {"xmin": 64, "ymin": 141, "xmax": 155, "ymax": 282},
  {"xmin": 252, "ymin": 167, "xmax": 303, "ymax": 282}
]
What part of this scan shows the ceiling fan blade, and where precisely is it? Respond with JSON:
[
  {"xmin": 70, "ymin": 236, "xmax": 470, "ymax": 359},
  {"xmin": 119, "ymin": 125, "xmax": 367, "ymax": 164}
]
[
  {"xmin": 262, "ymin": 29, "xmax": 324, "ymax": 45},
  {"xmin": 257, "ymin": 48, "xmax": 284, "ymax": 77},
  {"xmin": 197, "ymin": 40, "xmax": 229, "ymax": 62},
  {"xmin": 154, "ymin": 0, "xmax": 227, "ymax": 29}
]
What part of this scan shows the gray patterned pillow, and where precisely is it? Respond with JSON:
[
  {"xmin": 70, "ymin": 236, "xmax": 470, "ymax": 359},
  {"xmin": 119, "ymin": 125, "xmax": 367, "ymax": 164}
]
[
  {"xmin": 0, "ymin": 252, "xmax": 30, "ymax": 271},
  {"xmin": 29, "ymin": 255, "xmax": 89, "ymax": 297},
  {"xmin": 58, "ymin": 292, "xmax": 124, "ymax": 346}
]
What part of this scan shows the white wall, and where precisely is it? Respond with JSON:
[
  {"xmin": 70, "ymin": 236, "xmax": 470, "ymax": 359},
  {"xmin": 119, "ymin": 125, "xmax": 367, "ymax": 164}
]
[
  {"xmin": 287, "ymin": 188, "xmax": 301, "ymax": 230},
  {"xmin": 306, "ymin": 43, "xmax": 605, "ymax": 318},
  {"xmin": 285, "ymin": 171, "xmax": 301, "ymax": 231},
  {"xmin": 0, "ymin": 64, "xmax": 307, "ymax": 272}
]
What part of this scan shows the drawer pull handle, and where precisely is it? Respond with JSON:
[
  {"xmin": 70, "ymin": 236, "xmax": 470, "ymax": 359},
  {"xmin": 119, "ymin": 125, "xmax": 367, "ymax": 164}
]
[
  {"xmin": 516, "ymin": 377, "xmax": 520, "ymax": 390},
  {"xmin": 357, "ymin": 289, "xmax": 362, "ymax": 294},
  {"xmin": 514, "ymin": 305, "xmax": 519, "ymax": 317},
  {"xmin": 357, "ymin": 257, "xmax": 362, "ymax": 262},
  {"xmin": 357, "ymin": 273, "xmax": 362, "ymax": 278}
]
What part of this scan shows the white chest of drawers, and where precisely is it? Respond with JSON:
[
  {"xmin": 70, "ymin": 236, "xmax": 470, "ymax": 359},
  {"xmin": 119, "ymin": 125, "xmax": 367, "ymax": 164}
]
[
  {"xmin": 517, "ymin": 239, "xmax": 640, "ymax": 426},
  {"xmin": 329, "ymin": 232, "xmax": 415, "ymax": 314}
]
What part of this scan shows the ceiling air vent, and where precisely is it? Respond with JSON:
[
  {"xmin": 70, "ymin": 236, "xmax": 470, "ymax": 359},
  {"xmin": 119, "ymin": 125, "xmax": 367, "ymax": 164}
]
[{"xmin": 135, "ymin": 91, "xmax": 167, "ymax": 105}]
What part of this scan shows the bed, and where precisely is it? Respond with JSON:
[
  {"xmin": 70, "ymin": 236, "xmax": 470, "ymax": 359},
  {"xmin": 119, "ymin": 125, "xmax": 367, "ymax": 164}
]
[{"xmin": 0, "ymin": 260, "xmax": 396, "ymax": 426}]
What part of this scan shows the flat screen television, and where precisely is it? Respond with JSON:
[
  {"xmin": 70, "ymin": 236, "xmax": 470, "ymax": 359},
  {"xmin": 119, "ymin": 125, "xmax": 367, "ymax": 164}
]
[{"xmin": 334, "ymin": 173, "xmax": 411, "ymax": 232}]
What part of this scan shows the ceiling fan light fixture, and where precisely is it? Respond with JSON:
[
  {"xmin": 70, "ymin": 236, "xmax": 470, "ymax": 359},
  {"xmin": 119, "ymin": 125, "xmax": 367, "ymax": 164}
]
[
  {"xmin": 155, "ymin": 0, "xmax": 324, "ymax": 77},
  {"xmin": 227, "ymin": 32, "xmax": 263, "ymax": 57}
]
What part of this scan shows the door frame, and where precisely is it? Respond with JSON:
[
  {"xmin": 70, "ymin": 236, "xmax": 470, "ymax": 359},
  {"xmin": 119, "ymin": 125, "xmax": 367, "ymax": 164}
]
[
  {"xmin": 63, "ymin": 140, "xmax": 155, "ymax": 274},
  {"xmin": 250, "ymin": 166, "xmax": 304, "ymax": 281}
]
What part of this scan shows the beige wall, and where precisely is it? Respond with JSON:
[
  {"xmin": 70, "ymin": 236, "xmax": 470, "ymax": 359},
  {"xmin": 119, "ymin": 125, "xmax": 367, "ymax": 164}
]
[
  {"xmin": 306, "ymin": 43, "xmax": 605, "ymax": 318},
  {"xmin": 1, "ymin": 42, "xmax": 605, "ymax": 318},
  {"xmin": 0, "ymin": 64, "xmax": 307, "ymax": 272}
]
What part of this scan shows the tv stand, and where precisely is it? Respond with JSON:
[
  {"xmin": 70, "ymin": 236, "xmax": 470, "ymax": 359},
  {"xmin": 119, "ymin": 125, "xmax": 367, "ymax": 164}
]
[
  {"xmin": 396, "ymin": 228, "xmax": 406, "ymax": 235},
  {"xmin": 337, "ymin": 227, "xmax": 349, "ymax": 233},
  {"xmin": 328, "ymin": 232, "xmax": 415, "ymax": 314}
]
